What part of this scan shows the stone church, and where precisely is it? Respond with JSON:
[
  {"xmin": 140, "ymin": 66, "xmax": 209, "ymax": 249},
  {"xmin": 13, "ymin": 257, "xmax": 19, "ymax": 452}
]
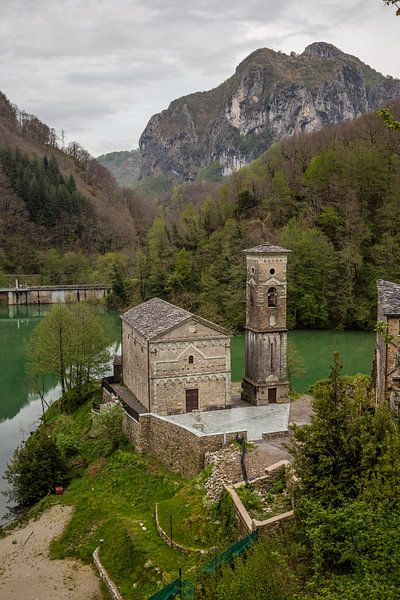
[
  {"xmin": 100, "ymin": 242, "xmax": 292, "ymax": 477},
  {"xmin": 119, "ymin": 298, "xmax": 231, "ymax": 415}
]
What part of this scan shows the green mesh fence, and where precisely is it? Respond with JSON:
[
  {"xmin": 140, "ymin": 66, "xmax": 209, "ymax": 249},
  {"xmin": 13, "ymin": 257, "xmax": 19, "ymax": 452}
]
[
  {"xmin": 201, "ymin": 529, "xmax": 259, "ymax": 574},
  {"xmin": 147, "ymin": 578, "xmax": 179, "ymax": 600},
  {"xmin": 148, "ymin": 530, "xmax": 258, "ymax": 599},
  {"xmin": 147, "ymin": 578, "xmax": 195, "ymax": 600}
]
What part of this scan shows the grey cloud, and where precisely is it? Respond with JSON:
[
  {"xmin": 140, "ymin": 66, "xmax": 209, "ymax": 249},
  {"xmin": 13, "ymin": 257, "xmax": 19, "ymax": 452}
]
[{"xmin": 0, "ymin": 0, "xmax": 398, "ymax": 155}]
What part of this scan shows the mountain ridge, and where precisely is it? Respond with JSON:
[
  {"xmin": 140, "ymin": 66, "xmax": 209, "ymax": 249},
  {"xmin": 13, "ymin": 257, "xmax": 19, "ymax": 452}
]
[{"xmin": 137, "ymin": 42, "xmax": 400, "ymax": 182}]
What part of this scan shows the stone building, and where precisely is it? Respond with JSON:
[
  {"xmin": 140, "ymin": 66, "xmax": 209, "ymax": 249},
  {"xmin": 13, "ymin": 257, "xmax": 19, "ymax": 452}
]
[
  {"xmin": 375, "ymin": 279, "xmax": 400, "ymax": 411},
  {"xmin": 241, "ymin": 244, "xmax": 290, "ymax": 405},
  {"xmin": 120, "ymin": 297, "xmax": 231, "ymax": 415},
  {"xmin": 98, "ymin": 245, "xmax": 293, "ymax": 478}
]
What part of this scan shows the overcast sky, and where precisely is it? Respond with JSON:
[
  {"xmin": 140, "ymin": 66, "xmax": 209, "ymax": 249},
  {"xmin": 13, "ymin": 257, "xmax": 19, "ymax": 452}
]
[{"xmin": 1, "ymin": 0, "xmax": 399, "ymax": 156}]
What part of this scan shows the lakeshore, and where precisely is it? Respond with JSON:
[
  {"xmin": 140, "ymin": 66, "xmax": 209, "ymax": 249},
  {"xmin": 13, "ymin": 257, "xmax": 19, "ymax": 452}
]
[{"xmin": 0, "ymin": 504, "xmax": 101, "ymax": 599}]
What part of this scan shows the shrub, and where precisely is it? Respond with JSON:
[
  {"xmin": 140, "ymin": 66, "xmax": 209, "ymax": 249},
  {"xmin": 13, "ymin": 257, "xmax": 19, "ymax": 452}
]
[
  {"xmin": 92, "ymin": 403, "xmax": 125, "ymax": 455},
  {"xmin": 4, "ymin": 428, "xmax": 68, "ymax": 510}
]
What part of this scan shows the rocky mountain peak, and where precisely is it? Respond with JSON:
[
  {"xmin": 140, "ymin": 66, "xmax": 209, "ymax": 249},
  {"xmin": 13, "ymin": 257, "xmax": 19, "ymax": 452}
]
[
  {"xmin": 302, "ymin": 42, "xmax": 345, "ymax": 59},
  {"xmin": 137, "ymin": 43, "xmax": 400, "ymax": 182}
]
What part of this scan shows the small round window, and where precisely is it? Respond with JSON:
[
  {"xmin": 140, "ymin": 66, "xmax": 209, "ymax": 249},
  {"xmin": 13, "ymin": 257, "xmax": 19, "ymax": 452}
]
[{"xmin": 269, "ymin": 268, "xmax": 276, "ymax": 275}]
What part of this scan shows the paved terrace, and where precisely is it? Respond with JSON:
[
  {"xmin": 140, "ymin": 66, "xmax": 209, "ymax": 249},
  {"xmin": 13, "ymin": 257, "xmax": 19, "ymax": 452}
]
[{"xmin": 165, "ymin": 403, "xmax": 290, "ymax": 441}]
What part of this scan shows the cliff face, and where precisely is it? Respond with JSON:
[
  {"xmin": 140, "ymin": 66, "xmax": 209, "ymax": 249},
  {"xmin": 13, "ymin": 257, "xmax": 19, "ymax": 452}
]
[{"xmin": 139, "ymin": 42, "xmax": 400, "ymax": 181}]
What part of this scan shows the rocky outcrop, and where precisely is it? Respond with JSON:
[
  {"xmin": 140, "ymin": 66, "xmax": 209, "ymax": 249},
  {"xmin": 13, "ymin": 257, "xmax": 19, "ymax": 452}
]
[{"xmin": 139, "ymin": 42, "xmax": 400, "ymax": 181}]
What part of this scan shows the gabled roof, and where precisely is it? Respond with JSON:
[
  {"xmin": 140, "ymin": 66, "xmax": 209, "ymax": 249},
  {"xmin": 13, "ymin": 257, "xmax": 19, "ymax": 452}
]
[
  {"xmin": 121, "ymin": 297, "xmax": 231, "ymax": 340},
  {"xmin": 377, "ymin": 280, "xmax": 400, "ymax": 317},
  {"xmin": 243, "ymin": 243, "xmax": 291, "ymax": 254}
]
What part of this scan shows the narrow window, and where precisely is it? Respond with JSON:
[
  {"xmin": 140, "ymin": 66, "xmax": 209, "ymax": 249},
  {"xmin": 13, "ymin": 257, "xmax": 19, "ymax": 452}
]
[
  {"xmin": 270, "ymin": 342, "xmax": 274, "ymax": 371},
  {"xmin": 267, "ymin": 287, "xmax": 277, "ymax": 307},
  {"xmin": 188, "ymin": 355, "xmax": 194, "ymax": 364},
  {"xmin": 250, "ymin": 287, "xmax": 255, "ymax": 307}
]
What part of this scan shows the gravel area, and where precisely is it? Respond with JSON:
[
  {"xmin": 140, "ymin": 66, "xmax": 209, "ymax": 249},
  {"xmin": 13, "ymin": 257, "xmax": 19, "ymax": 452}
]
[{"xmin": 0, "ymin": 505, "xmax": 102, "ymax": 600}]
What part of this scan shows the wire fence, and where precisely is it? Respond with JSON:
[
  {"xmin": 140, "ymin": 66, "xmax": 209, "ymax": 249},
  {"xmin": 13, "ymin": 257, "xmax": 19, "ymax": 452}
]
[{"xmin": 148, "ymin": 529, "xmax": 259, "ymax": 600}]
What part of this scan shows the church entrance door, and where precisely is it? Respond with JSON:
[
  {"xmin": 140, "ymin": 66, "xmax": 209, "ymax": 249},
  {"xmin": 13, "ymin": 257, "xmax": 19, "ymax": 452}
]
[
  {"xmin": 186, "ymin": 389, "xmax": 199, "ymax": 412},
  {"xmin": 268, "ymin": 388, "xmax": 277, "ymax": 403}
]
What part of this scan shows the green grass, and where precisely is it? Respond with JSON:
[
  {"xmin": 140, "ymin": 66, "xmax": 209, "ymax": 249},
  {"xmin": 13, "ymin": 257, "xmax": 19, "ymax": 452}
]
[
  {"xmin": 157, "ymin": 468, "xmax": 215, "ymax": 550},
  {"xmin": 45, "ymin": 396, "xmax": 214, "ymax": 599}
]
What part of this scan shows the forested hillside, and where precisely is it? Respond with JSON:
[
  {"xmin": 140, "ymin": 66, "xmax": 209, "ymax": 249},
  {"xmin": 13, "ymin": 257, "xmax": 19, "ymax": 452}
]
[
  {"xmin": 97, "ymin": 149, "xmax": 141, "ymax": 188},
  {"xmin": 0, "ymin": 92, "xmax": 152, "ymax": 275},
  {"xmin": 128, "ymin": 102, "xmax": 400, "ymax": 331}
]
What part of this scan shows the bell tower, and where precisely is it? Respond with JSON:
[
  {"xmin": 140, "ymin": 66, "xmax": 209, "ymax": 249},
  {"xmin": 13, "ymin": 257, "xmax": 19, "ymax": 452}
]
[{"xmin": 241, "ymin": 244, "xmax": 291, "ymax": 405}]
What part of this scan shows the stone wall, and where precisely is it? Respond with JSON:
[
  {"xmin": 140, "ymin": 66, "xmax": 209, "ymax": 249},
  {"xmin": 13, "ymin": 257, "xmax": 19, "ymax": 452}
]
[
  {"xmin": 151, "ymin": 374, "xmax": 229, "ymax": 415},
  {"xmin": 383, "ymin": 317, "xmax": 400, "ymax": 410},
  {"xmin": 226, "ymin": 460, "xmax": 294, "ymax": 536},
  {"xmin": 122, "ymin": 409, "xmax": 246, "ymax": 478},
  {"xmin": 225, "ymin": 485, "xmax": 254, "ymax": 535},
  {"xmin": 122, "ymin": 411, "xmax": 150, "ymax": 454},
  {"xmin": 122, "ymin": 324, "xmax": 150, "ymax": 410},
  {"xmin": 149, "ymin": 323, "xmax": 231, "ymax": 415}
]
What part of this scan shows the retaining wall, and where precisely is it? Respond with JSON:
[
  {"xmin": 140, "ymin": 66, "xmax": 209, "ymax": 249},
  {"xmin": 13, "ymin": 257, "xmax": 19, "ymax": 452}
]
[
  {"xmin": 122, "ymin": 409, "xmax": 246, "ymax": 478},
  {"xmin": 226, "ymin": 460, "xmax": 294, "ymax": 535}
]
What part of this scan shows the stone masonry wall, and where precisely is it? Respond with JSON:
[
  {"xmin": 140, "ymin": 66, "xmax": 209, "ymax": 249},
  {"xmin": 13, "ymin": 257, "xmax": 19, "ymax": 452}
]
[
  {"xmin": 149, "ymin": 321, "xmax": 231, "ymax": 415},
  {"xmin": 246, "ymin": 255, "xmax": 288, "ymax": 331},
  {"xmin": 122, "ymin": 409, "xmax": 246, "ymax": 478},
  {"xmin": 122, "ymin": 323, "xmax": 150, "ymax": 410},
  {"xmin": 151, "ymin": 376, "xmax": 229, "ymax": 415},
  {"xmin": 386, "ymin": 317, "xmax": 400, "ymax": 410}
]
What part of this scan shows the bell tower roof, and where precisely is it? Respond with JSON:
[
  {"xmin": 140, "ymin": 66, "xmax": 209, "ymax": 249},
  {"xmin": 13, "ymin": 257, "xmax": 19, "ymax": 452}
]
[{"xmin": 243, "ymin": 244, "xmax": 291, "ymax": 254}]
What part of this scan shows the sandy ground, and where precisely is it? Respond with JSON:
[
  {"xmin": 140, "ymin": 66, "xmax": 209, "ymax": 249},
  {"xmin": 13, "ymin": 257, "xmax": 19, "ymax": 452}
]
[{"xmin": 0, "ymin": 504, "xmax": 102, "ymax": 600}]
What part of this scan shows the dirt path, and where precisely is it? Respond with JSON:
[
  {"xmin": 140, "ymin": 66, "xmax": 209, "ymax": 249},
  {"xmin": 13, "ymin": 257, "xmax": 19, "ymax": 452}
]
[{"xmin": 0, "ymin": 504, "xmax": 102, "ymax": 600}]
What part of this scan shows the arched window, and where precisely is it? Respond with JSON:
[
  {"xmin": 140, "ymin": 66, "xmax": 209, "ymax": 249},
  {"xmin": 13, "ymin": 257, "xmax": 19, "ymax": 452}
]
[
  {"xmin": 267, "ymin": 287, "xmax": 277, "ymax": 307},
  {"xmin": 188, "ymin": 355, "xmax": 194, "ymax": 364}
]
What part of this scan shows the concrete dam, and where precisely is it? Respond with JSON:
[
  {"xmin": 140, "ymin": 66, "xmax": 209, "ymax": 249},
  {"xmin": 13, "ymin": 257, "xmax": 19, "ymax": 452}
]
[{"xmin": 0, "ymin": 284, "xmax": 110, "ymax": 305}]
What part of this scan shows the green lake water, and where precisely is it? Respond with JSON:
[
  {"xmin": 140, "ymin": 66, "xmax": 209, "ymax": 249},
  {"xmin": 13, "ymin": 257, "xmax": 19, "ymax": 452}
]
[
  {"xmin": 0, "ymin": 304, "xmax": 121, "ymax": 525},
  {"xmin": 0, "ymin": 304, "xmax": 375, "ymax": 524},
  {"xmin": 231, "ymin": 330, "xmax": 375, "ymax": 392}
]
